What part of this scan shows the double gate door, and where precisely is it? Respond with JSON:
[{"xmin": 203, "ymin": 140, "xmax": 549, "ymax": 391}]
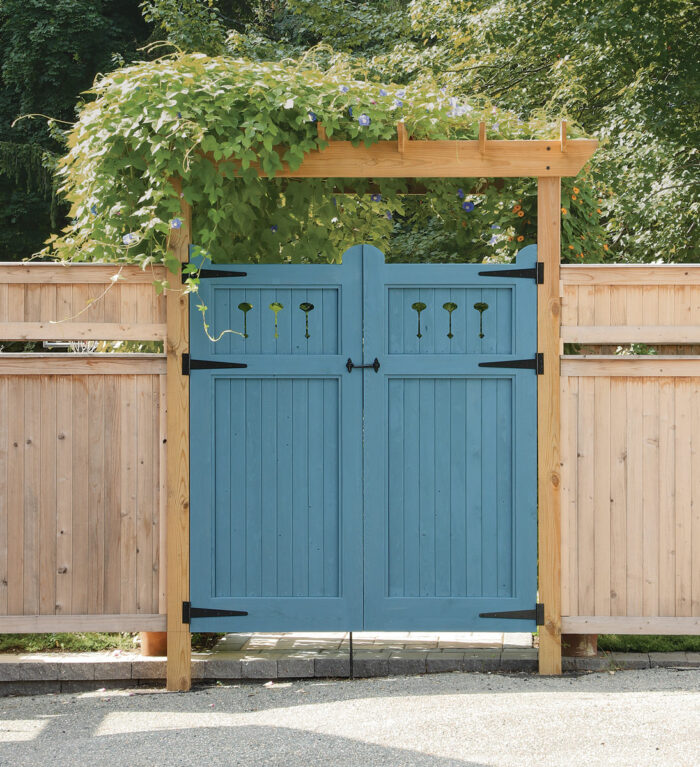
[{"xmin": 189, "ymin": 244, "xmax": 538, "ymax": 632}]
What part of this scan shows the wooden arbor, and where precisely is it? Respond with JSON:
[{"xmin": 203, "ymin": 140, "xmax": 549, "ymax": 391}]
[{"xmin": 166, "ymin": 123, "xmax": 598, "ymax": 690}]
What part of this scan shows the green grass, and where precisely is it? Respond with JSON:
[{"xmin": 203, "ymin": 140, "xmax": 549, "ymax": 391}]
[
  {"xmin": 0, "ymin": 632, "xmax": 225, "ymax": 653},
  {"xmin": 598, "ymin": 635, "xmax": 700, "ymax": 653}
]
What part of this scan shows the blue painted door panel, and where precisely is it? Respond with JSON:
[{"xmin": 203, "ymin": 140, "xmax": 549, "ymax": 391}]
[
  {"xmin": 189, "ymin": 250, "xmax": 364, "ymax": 631},
  {"xmin": 190, "ymin": 244, "xmax": 538, "ymax": 632},
  {"xmin": 362, "ymin": 244, "xmax": 538, "ymax": 632}
]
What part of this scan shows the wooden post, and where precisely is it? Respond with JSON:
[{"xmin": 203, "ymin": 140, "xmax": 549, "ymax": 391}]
[
  {"xmin": 166, "ymin": 177, "xmax": 192, "ymax": 691},
  {"xmin": 562, "ymin": 634, "xmax": 597, "ymax": 657},
  {"xmin": 537, "ymin": 176, "xmax": 562, "ymax": 675}
]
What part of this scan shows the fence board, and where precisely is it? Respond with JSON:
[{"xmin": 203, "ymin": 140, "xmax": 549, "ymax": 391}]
[{"xmin": 0, "ymin": 356, "xmax": 166, "ymax": 625}]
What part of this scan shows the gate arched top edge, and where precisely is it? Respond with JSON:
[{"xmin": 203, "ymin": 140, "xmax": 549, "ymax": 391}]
[
  {"xmin": 340, "ymin": 243, "xmax": 386, "ymax": 266},
  {"xmin": 514, "ymin": 244, "xmax": 537, "ymax": 265}
]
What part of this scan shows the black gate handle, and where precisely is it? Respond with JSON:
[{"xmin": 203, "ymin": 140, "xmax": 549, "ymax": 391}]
[{"xmin": 346, "ymin": 357, "xmax": 380, "ymax": 373}]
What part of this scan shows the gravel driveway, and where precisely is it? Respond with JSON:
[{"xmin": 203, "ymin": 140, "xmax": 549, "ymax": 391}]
[{"xmin": 0, "ymin": 669, "xmax": 698, "ymax": 766}]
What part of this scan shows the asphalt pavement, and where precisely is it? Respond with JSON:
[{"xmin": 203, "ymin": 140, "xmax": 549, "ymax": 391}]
[{"xmin": 0, "ymin": 668, "xmax": 698, "ymax": 766}]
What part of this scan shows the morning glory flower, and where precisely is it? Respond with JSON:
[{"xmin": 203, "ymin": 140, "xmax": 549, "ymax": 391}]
[
  {"xmin": 448, "ymin": 97, "xmax": 459, "ymax": 107},
  {"xmin": 457, "ymin": 189, "xmax": 465, "ymax": 199},
  {"xmin": 308, "ymin": 111, "xmax": 317, "ymax": 122},
  {"xmin": 492, "ymin": 122, "xmax": 500, "ymax": 132},
  {"xmin": 177, "ymin": 112, "xmax": 182, "ymax": 119},
  {"xmin": 348, "ymin": 106, "xmax": 353, "ymax": 118},
  {"xmin": 392, "ymin": 99, "xmax": 403, "ymax": 108},
  {"xmin": 371, "ymin": 193, "xmax": 382, "ymax": 202},
  {"xmin": 170, "ymin": 218, "xmax": 182, "ymax": 229},
  {"xmin": 462, "ymin": 201, "xmax": 475, "ymax": 212},
  {"xmin": 386, "ymin": 211, "xmax": 393, "ymax": 220},
  {"xmin": 396, "ymin": 89, "xmax": 406, "ymax": 98},
  {"xmin": 283, "ymin": 98, "xmax": 295, "ymax": 109},
  {"xmin": 339, "ymin": 85, "xmax": 349, "ymax": 93},
  {"xmin": 489, "ymin": 235, "xmax": 499, "ymax": 246},
  {"xmin": 358, "ymin": 113, "xmax": 371, "ymax": 126},
  {"xmin": 122, "ymin": 233, "xmax": 138, "ymax": 245},
  {"xmin": 270, "ymin": 225, "xmax": 278, "ymax": 233},
  {"xmin": 491, "ymin": 224, "xmax": 500, "ymax": 229},
  {"xmin": 379, "ymin": 88, "xmax": 388, "ymax": 97},
  {"xmin": 90, "ymin": 204, "xmax": 97, "ymax": 215}
]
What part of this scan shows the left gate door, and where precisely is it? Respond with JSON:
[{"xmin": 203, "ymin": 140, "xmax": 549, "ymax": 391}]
[{"xmin": 189, "ymin": 257, "xmax": 364, "ymax": 631}]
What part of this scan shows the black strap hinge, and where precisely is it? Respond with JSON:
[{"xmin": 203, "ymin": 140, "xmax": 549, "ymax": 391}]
[
  {"xmin": 182, "ymin": 266, "xmax": 247, "ymax": 283},
  {"xmin": 478, "ymin": 262, "xmax": 543, "ymax": 284},
  {"xmin": 479, "ymin": 603, "xmax": 544, "ymax": 626},
  {"xmin": 182, "ymin": 601, "xmax": 249, "ymax": 624},
  {"xmin": 479, "ymin": 353, "xmax": 543, "ymax": 374},
  {"xmin": 182, "ymin": 353, "xmax": 247, "ymax": 375}
]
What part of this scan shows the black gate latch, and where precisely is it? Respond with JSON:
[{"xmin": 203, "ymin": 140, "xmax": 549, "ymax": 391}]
[
  {"xmin": 182, "ymin": 602, "xmax": 248, "ymax": 624},
  {"xmin": 346, "ymin": 357, "xmax": 380, "ymax": 373},
  {"xmin": 479, "ymin": 603, "xmax": 544, "ymax": 625}
]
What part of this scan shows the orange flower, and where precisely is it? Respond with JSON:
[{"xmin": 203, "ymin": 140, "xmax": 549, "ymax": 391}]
[
  {"xmin": 571, "ymin": 195, "xmax": 577, "ymax": 201},
  {"xmin": 513, "ymin": 204, "xmax": 521, "ymax": 213},
  {"xmin": 517, "ymin": 235, "xmax": 524, "ymax": 242},
  {"xmin": 461, "ymin": 221, "xmax": 467, "ymax": 228},
  {"xmin": 568, "ymin": 244, "xmax": 574, "ymax": 250},
  {"xmin": 597, "ymin": 208, "xmax": 602, "ymax": 214},
  {"xmin": 603, "ymin": 244, "xmax": 609, "ymax": 251},
  {"xmin": 507, "ymin": 236, "xmax": 513, "ymax": 242},
  {"xmin": 577, "ymin": 253, "xmax": 584, "ymax": 259},
  {"xmin": 518, "ymin": 210, "xmax": 524, "ymax": 217},
  {"xmin": 573, "ymin": 187, "xmax": 580, "ymax": 194},
  {"xmin": 561, "ymin": 207, "xmax": 567, "ymax": 215}
]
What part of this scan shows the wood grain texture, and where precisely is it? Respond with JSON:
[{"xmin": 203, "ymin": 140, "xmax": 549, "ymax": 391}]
[
  {"xmin": 0, "ymin": 264, "xmax": 167, "ymax": 283},
  {"xmin": 0, "ymin": 322, "xmax": 166, "ymax": 341},
  {"xmin": 0, "ymin": 614, "xmax": 166, "ymax": 632},
  {"xmin": 561, "ymin": 357, "xmax": 700, "ymax": 376},
  {"xmin": 561, "ymin": 265, "xmax": 700, "ymax": 285},
  {"xmin": 165, "ymin": 177, "xmax": 192, "ymax": 692},
  {"xmin": 0, "ymin": 371, "xmax": 165, "ymax": 621},
  {"xmin": 561, "ymin": 325, "xmax": 700, "ymax": 344},
  {"xmin": 537, "ymin": 176, "xmax": 562, "ymax": 674},
  {"xmin": 218, "ymin": 138, "xmax": 598, "ymax": 178},
  {"xmin": 562, "ymin": 616, "xmax": 700, "ymax": 634},
  {"xmin": 561, "ymin": 368, "xmax": 700, "ymax": 623}
]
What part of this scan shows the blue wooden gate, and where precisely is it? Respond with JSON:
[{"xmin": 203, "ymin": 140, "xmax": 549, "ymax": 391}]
[{"xmin": 189, "ymin": 245, "xmax": 538, "ymax": 632}]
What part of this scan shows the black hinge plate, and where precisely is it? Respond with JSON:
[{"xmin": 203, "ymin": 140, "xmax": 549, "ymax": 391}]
[
  {"xmin": 182, "ymin": 267, "xmax": 247, "ymax": 283},
  {"xmin": 479, "ymin": 603, "xmax": 544, "ymax": 626},
  {"xmin": 182, "ymin": 601, "xmax": 249, "ymax": 624},
  {"xmin": 478, "ymin": 262, "xmax": 544, "ymax": 284},
  {"xmin": 479, "ymin": 353, "xmax": 543, "ymax": 374},
  {"xmin": 182, "ymin": 354, "xmax": 247, "ymax": 375}
]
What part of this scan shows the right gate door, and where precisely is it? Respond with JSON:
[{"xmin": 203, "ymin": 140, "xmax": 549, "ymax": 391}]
[{"xmin": 362, "ymin": 244, "xmax": 539, "ymax": 632}]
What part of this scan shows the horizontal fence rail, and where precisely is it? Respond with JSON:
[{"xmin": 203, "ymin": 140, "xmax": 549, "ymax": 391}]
[
  {"xmin": 560, "ymin": 264, "xmax": 700, "ymax": 635},
  {"xmin": 0, "ymin": 263, "xmax": 167, "ymax": 342},
  {"xmin": 0, "ymin": 353, "xmax": 166, "ymax": 632}
]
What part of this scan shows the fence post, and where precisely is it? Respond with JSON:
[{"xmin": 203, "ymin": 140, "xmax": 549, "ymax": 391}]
[
  {"xmin": 166, "ymin": 177, "xmax": 192, "ymax": 691},
  {"xmin": 537, "ymin": 176, "xmax": 562, "ymax": 674}
]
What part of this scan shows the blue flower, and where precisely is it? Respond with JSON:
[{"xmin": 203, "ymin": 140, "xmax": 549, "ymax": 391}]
[
  {"xmin": 371, "ymin": 193, "xmax": 381, "ymax": 202},
  {"xmin": 170, "ymin": 218, "xmax": 182, "ymax": 230},
  {"xmin": 462, "ymin": 201, "xmax": 475, "ymax": 212},
  {"xmin": 331, "ymin": 197, "xmax": 337, "ymax": 206},
  {"xmin": 489, "ymin": 235, "xmax": 499, "ymax": 245},
  {"xmin": 348, "ymin": 106, "xmax": 353, "ymax": 118},
  {"xmin": 122, "ymin": 233, "xmax": 137, "ymax": 245},
  {"xmin": 396, "ymin": 89, "xmax": 406, "ymax": 98},
  {"xmin": 177, "ymin": 112, "xmax": 182, "ymax": 119},
  {"xmin": 386, "ymin": 211, "xmax": 393, "ymax": 220},
  {"xmin": 339, "ymin": 85, "xmax": 349, "ymax": 93},
  {"xmin": 491, "ymin": 224, "xmax": 500, "ymax": 229},
  {"xmin": 379, "ymin": 88, "xmax": 388, "ymax": 97},
  {"xmin": 393, "ymin": 99, "xmax": 403, "ymax": 108},
  {"xmin": 90, "ymin": 204, "xmax": 97, "ymax": 215},
  {"xmin": 308, "ymin": 111, "xmax": 317, "ymax": 122},
  {"xmin": 358, "ymin": 113, "xmax": 371, "ymax": 126},
  {"xmin": 457, "ymin": 188, "xmax": 465, "ymax": 199},
  {"xmin": 492, "ymin": 122, "xmax": 500, "ymax": 132},
  {"xmin": 270, "ymin": 225, "xmax": 278, "ymax": 233}
]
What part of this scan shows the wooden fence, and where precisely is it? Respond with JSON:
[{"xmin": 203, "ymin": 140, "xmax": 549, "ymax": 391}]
[
  {"xmin": 1, "ymin": 259, "xmax": 699, "ymax": 649},
  {"xmin": 560, "ymin": 264, "xmax": 700, "ymax": 634},
  {"xmin": 0, "ymin": 264, "xmax": 168, "ymax": 632}
]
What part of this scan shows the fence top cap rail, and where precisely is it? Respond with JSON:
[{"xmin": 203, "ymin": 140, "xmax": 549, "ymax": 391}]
[
  {"xmin": 0, "ymin": 262, "xmax": 166, "ymax": 284},
  {"xmin": 561, "ymin": 263, "xmax": 700, "ymax": 285},
  {"xmin": 0, "ymin": 352, "xmax": 166, "ymax": 359}
]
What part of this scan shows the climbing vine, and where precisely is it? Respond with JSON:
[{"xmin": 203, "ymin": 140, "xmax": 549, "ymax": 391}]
[{"xmin": 45, "ymin": 51, "xmax": 604, "ymax": 294}]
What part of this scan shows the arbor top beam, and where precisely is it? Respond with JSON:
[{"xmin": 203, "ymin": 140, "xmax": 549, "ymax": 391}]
[{"xmin": 226, "ymin": 138, "xmax": 598, "ymax": 179}]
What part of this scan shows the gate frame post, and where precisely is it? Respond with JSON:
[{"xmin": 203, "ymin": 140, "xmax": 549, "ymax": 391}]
[
  {"xmin": 166, "ymin": 176, "xmax": 192, "ymax": 691},
  {"xmin": 537, "ymin": 176, "xmax": 562, "ymax": 674}
]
